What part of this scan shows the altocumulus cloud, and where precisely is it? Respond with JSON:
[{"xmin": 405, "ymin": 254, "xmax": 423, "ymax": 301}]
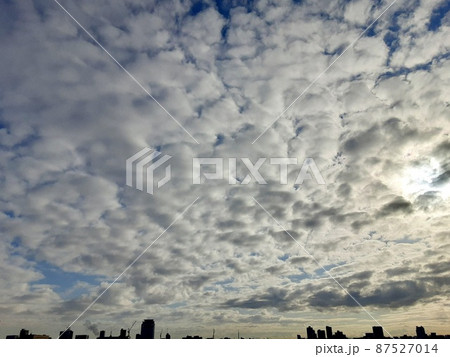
[{"xmin": 0, "ymin": 0, "xmax": 449, "ymax": 338}]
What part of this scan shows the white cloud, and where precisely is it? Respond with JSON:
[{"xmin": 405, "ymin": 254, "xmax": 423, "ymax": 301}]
[{"xmin": 0, "ymin": 0, "xmax": 449, "ymax": 339}]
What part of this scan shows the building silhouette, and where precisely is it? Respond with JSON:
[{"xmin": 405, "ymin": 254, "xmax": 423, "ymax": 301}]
[
  {"xmin": 372, "ymin": 326, "xmax": 384, "ymax": 339},
  {"xmin": 28, "ymin": 334, "xmax": 51, "ymax": 339},
  {"xmin": 4, "ymin": 320, "xmax": 450, "ymax": 339},
  {"xmin": 20, "ymin": 329, "xmax": 30, "ymax": 339},
  {"xmin": 306, "ymin": 326, "xmax": 317, "ymax": 339},
  {"xmin": 75, "ymin": 335, "xmax": 89, "ymax": 339},
  {"xmin": 416, "ymin": 326, "xmax": 427, "ymax": 339},
  {"xmin": 307, "ymin": 325, "xmax": 346, "ymax": 339},
  {"xmin": 98, "ymin": 329, "xmax": 128, "ymax": 339},
  {"xmin": 8, "ymin": 329, "xmax": 52, "ymax": 339},
  {"xmin": 326, "ymin": 326, "xmax": 333, "ymax": 339},
  {"xmin": 59, "ymin": 329, "xmax": 73, "ymax": 339},
  {"xmin": 333, "ymin": 330, "xmax": 347, "ymax": 339},
  {"xmin": 136, "ymin": 319, "xmax": 155, "ymax": 339}
]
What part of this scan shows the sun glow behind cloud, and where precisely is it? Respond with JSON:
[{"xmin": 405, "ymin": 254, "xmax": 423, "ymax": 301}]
[{"xmin": 402, "ymin": 158, "xmax": 450, "ymax": 200}]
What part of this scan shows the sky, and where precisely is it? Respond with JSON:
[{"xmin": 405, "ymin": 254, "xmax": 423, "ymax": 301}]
[{"xmin": 0, "ymin": 0, "xmax": 449, "ymax": 339}]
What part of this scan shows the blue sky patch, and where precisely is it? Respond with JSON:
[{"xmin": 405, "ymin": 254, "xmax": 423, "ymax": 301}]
[
  {"xmin": 4, "ymin": 210, "xmax": 15, "ymax": 218},
  {"xmin": 10, "ymin": 236, "xmax": 21, "ymax": 249},
  {"xmin": 167, "ymin": 301, "xmax": 187, "ymax": 309},
  {"xmin": 287, "ymin": 273, "xmax": 309, "ymax": 283},
  {"xmin": 392, "ymin": 236, "xmax": 420, "ymax": 245},
  {"xmin": 428, "ymin": 0, "xmax": 450, "ymax": 31},
  {"xmin": 215, "ymin": 0, "xmax": 254, "ymax": 18},
  {"xmin": 214, "ymin": 133, "xmax": 225, "ymax": 146},
  {"xmin": 190, "ymin": 1, "xmax": 210, "ymax": 16},
  {"xmin": 315, "ymin": 262, "xmax": 346, "ymax": 277},
  {"xmin": 278, "ymin": 253, "xmax": 289, "ymax": 261},
  {"xmin": 33, "ymin": 261, "xmax": 103, "ymax": 297}
]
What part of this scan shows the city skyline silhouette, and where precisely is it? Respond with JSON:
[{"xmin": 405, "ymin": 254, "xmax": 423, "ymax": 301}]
[{"xmin": 4, "ymin": 319, "xmax": 450, "ymax": 340}]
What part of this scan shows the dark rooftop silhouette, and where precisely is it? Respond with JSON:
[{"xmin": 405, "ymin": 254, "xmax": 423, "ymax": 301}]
[{"xmin": 4, "ymin": 320, "xmax": 450, "ymax": 339}]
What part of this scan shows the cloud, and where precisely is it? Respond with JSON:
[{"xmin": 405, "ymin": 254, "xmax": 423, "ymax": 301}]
[
  {"xmin": 376, "ymin": 196, "xmax": 413, "ymax": 217},
  {"xmin": 309, "ymin": 280, "xmax": 429, "ymax": 309},
  {"xmin": 0, "ymin": 0, "xmax": 449, "ymax": 338},
  {"xmin": 83, "ymin": 320, "xmax": 99, "ymax": 336}
]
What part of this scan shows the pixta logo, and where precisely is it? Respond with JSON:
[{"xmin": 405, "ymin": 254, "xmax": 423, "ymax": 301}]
[
  {"xmin": 127, "ymin": 149, "xmax": 325, "ymax": 195},
  {"xmin": 193, "ymin": 157, "xmax": 325, "ymax": 185},
  {"xmin": 126, "ymin": 148, "xmax": 172, "ymax": 195}
]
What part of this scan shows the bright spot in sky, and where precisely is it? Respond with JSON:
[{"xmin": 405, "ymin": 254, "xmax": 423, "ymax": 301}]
[{"xmin": 402, "ymin": 158, "xmax": 449, "ymax": 200}]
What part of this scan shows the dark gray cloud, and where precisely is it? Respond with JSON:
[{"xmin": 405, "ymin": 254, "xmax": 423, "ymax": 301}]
[
  {"xmin": 376, "ymin": 196, "xmax": 413, "ymax": 218},
  {"xmin": 309, "ymin": 280, "xmax": 429, "ymax": 309}
]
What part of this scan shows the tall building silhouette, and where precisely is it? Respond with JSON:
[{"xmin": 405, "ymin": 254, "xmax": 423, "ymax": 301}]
[
  {"xmin": 119, "ymin": 329, "xmax": 127, "ymax": 339},
  {"xmin": 317, "ymin": 329, "xmax": 326, "ymax": 339},
  {"xmin": 326, "ymin": 326, "xmax": 332, "ymax": 339},
  {"xmin": 416, "ymin": 326, "xmax": 427, "ymax": 339},
  {"xmin": 372, "ymin": 326, "xmax": 384, "ymax": 339},
  {"xmin": 307, "ymin": 326, "xmax": 317, "ymax": 339},
  {"xmin": 136, "ymin": 319, "xmax": 155, "ymax": 339},
  {"xmin": 19, "ymin": 329, "xmax": 30, "ymax": 339}
]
